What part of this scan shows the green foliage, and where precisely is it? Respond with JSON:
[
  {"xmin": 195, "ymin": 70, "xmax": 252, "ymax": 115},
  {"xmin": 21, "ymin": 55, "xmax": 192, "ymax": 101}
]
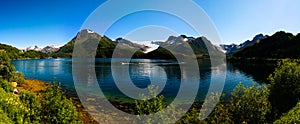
[
  {"xmin": 268, "ymin": 59, "xmax": 300, "ymax": 118},
  {"xmin": 135, "ymin": 86, "xmax": 165, "ymax": 115},
  {"xmin": 19, "ymin": 91, "xmax": 42, "ymax": 122},
  {"xmin": 0, "ymin": 50, "xmax": 15, "ymax": 80},
  {"xmin": 10, "ymin": 72, "xmax": 26, "ymax": 85},
  {"xmin": 134, "ymin": 85, "xmax": 179, "ymax": 124},
  {"xmin": 273, "ymin": 101, "xmax": 300, "ymax": 124},
  {"xmin": 0, "ymin": 43, "xmax": 23, "ymax": 60},
  {"xmin": 230, "ymin": 84, "xmax": 271, "ymax": 123},
  {"xmin": 0, "ymin": 87, "xmax": 33, "ymax": 124},
  {"xmin": 134, "ymin": 84, "xmax": 271, "ymax": 124},
  {"xmin": 201, "ymin": 84, "xmax": 271, "ymax": 124},
  {"xmin": 41, "ymin": 82, "xmax": 81, "ymax": 124},
  {"xmin": 23, "ymin": 50, "xmax": 49, "ymax": 59},
  {"xmin": 0, "ymin": 109, "xmax": 13, "ymax": 124},
  {"xmin": 0, "ymin": 50, "xmax": 26, "ymax": 86},
  {"xmin": 200, "ymin": 93, "xmax": 233, "ymax": 124},
  {"xmin": 204, "ymin": 103, "xmax": 233, "ymax": 124},
  {"xmin": 177, "ymin": 108, "xmax": 199, "ymax": 124},
  {"xmin": 52, "ymin": 39, "xmax": 74, "ymax": 58},
  {"xmin": 0, "ymin": 46, "xmax": 81, "ymax": 123},
  {"xmin": 0, "ymin": 82, "xmax": 82, "ymax": 124},
  {"xmin": 0, "ymin": 78, "xmax": 13, "ymax": 92},
  {"xmin": 0, "ymin": 43, "xmax": 49, "ymax": 60}
]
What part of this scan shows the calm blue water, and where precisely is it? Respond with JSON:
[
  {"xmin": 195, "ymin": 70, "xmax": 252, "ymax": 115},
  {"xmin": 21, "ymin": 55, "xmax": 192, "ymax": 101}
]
[{"xmin": 11, "ymin": 58, "xmax": 267, "ymax": 103}]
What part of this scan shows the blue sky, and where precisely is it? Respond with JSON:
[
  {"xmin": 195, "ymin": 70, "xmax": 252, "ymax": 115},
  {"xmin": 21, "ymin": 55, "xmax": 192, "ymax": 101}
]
[{"xmin": 0, "ymin": 0, "xmax": 300, "ymax": 48}]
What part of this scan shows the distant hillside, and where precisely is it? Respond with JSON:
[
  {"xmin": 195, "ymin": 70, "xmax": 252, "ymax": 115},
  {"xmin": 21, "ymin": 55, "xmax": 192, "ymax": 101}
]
[
  {"xmin": 220, "ymin": 34, "xmax": 266, "ymax": 55},
  {"xmin": 0, "ymin": 43, "xmax": 23, "ymax": 59},
  {"xmin": 0, "ymin": 43, "xmax": 49, "ymax": 59},
  {"xmin": 146, "ymin": 35, "xmax": 223, "ymax": 59},
  {"xmin": 53, "ymin": 29, "xmax": 146, "ymax": 58},
  {"xmin": 231, "ymin": 31, "xmax": 300, "ymax": 59},
  {"xmin": 25, "ymin": 45, "xmax": 60, "ymax": 54}
]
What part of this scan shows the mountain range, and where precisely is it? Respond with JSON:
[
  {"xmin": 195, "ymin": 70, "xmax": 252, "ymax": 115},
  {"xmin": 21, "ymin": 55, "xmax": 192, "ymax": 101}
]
[
  {"xmin": 2, "ymin": 29, "xmax": 299, "ymax": 60},
  {"xmin": 0, "ymin": 43, "xmax": 49, "ymax": 59},
  {"xmin": 53, "ymin": 29, "xmax": 222, "ymax": 59},
  {"xmin": 231, "ymin": 31, "xmax": 300, "ymax": 59},
  {"xmin": 25, "ymin": 45, "xmax": 60, "ymax": 54},
  {"xmin": 220, "ymin": 34, "xmax": 266, "ymax": 55},
  {"xmin": 32, "ymin": 29, "xmax": 300, "ymax": 59}
]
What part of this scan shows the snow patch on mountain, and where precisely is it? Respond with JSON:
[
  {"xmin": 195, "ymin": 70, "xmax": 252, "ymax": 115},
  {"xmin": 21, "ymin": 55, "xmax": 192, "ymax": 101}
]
[
  {"xmin": 25, "ymin": 45, "xmax": 61, "ymax": 53},
  {"xmin": 137, "ymin": 41, "xmax": 160, "ymax": 53}
]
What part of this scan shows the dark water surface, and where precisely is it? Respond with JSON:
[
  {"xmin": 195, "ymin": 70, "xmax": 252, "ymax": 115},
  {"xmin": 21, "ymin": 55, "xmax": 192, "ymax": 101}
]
[{"xmin": 11, "ymin": 58, "xmax": 276, "ymax": 104}]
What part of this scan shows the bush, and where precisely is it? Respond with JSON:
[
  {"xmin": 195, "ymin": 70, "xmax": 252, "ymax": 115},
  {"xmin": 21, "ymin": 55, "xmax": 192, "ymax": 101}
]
[
  {"xmin": 0, "ymin": 78, "xmax": 13, "ymax": 92},
  {"xmin": 41, "ymin": 82, "xmax": 81, "ymax": 124},
  {"xmin": 0, "ymin": 82, "xmax": 82, "ymax": 124},
  {"xmin": 199, "ymin": 93, "xmax": 233, "ymax": 124},
  {"xmin": 19, "ymin": 91, "xmax": 42, "ymax": 122},
  {"xmin": 0, "ymin": 50, "xmax": 15, "ymax": 80},
  {"xmin": 230, "ymin": 84, "xmax": 271, "ymax": 123},
  {"xmin": 201, "ymin": 84, "xmax": 271, "ymax": 124},
  {"xmin": 0, "ymin": 109, "xmax": 13, "ymax": 124},
  {"xmin": 273, "ymin": 101, "xmax": 300, "ymax": 124},
  {"xmin": 268, "ymin": 59, "xmax": 300, "ymax": 118},
  {"xmin": 202, "ymin": 103, "xmax": 233, "ymax": 124},
  {"xmin": 10, "ymin": 72, "xmax": 26, "ymax": 85},
  {"xmin": 0, "ymin": 87, "xmax": 32, "ymax": 124},
  {"xmin": 135, "ymin": 85, "xmax": 179, "ymax": 124},
  {"xmin": 177, "ymin": 108, "xmax": 199, "ymax": 124}
]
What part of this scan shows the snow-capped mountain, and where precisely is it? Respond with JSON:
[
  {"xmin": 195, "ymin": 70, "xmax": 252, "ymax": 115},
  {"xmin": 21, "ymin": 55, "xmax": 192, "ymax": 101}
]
[
  {"xmin": 145, "ymin": 35, "xmax": 224, "ymax": 59},
  {"xmin": 26, "ymin": 46, "xmax": 42, "ymax": 51},
  {"xmin": 116, "ymin": 38, "xmax": 150, "ymax": 52},
  {"xmin": 220, "ymin": 34, "xmax": 266, "ymax": 54},
  {"xmin": 165, "ymin": 35, "xmax": 195, "ymax": 44},
  {"xmin": 25, "ymin": 45, "xmax": 60, "ymax": 53},
  {"xmin": 151, "ymin": 35, "xmax": 195, "ymax": 46},
  {"xmin": 41, "ymin": 45, "xmax": 60, "ymax": 53}
]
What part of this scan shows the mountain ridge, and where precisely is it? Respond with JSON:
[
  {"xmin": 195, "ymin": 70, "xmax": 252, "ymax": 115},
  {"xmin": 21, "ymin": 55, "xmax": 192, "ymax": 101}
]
[
  {"xmin": 2, "ymin": 29, "xmax": 298, "ymax": 60},
  {"xmin": 220, "ymin": 34, "xmax": 266, "ymax": 54},
  {"xmin": 230, "ymin": 31, "xmax": 300, "ymax": 59},
  {"xmin": 54, "ymin": 29, "xmax": 223, "ymax": 59}
]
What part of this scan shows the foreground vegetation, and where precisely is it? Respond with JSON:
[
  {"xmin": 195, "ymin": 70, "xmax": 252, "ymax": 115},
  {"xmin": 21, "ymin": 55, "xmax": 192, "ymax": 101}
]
[
  {"xmin": 0, "ymin": 50, "xmax": 81, "ymax": 123},
  {"xmin": 135, "ymin": 59, "xmax": 300, "ymax": 124}
]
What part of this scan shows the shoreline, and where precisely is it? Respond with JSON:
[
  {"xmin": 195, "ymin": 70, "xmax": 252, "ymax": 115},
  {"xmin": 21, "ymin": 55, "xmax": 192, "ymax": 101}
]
[
  {"xmin": 22, "ymin": 79, "xmax": 135, "ymax": 124},
  {"xmin": 19, "ymin": 79, "xmax": 99, "ymax": 124}
]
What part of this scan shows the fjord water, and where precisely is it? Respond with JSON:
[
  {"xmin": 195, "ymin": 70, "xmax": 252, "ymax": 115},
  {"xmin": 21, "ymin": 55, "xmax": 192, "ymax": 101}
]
[{"xmin": 11, "ymin": 58, "xmax": 274, "ymax": 103}]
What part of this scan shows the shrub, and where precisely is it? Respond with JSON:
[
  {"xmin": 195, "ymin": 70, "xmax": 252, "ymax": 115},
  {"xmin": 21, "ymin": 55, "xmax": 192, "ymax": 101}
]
[
  {"xmin": 19, "ymin": 91, "xmax": 42, "ymax": 122},
  {"xmin": 10, "ymin": 72, "xmax": 26, "ymax": 85},
  {"xmin": 199, "ymin": 93, "xmax": 233, "ymax": 124},
  {"xmin": 273, "ymin": 101, "xmax": 300, "ymax": 124},
  {"xmin": 230, "ymin": 84, "xmax": 271, "ymax": 124},
  {"xmin": 268, "ymin": 59, "xmax": 300, "ymax": 117},
  {"xmin": 135, "ymin": 85, "xmax": 179, "ymax": 124},
  {"xmin": 41, "ymin": 82, "xmax": 81, "ymax": 124},
  {"xmin": 0, "ymin": 50, "xmax": 15, "ymax": 80},
  {"xmin": 202, "ymin": 103, "xmax": 233, "ymax": 124},
  {"xmin": 0, "ymin": 87, "xmax": 32, "ymax": 124},
  {"xmin": 0, "ymin": 78, "xmax": 13, "ymax": 92},
  {"xmin": 177, "ymin": 108, "xmax": 199, "ymax": 124},
  {"xmin": 0, "ymin": 109, "xmax": 13, "ymax": 124}
]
